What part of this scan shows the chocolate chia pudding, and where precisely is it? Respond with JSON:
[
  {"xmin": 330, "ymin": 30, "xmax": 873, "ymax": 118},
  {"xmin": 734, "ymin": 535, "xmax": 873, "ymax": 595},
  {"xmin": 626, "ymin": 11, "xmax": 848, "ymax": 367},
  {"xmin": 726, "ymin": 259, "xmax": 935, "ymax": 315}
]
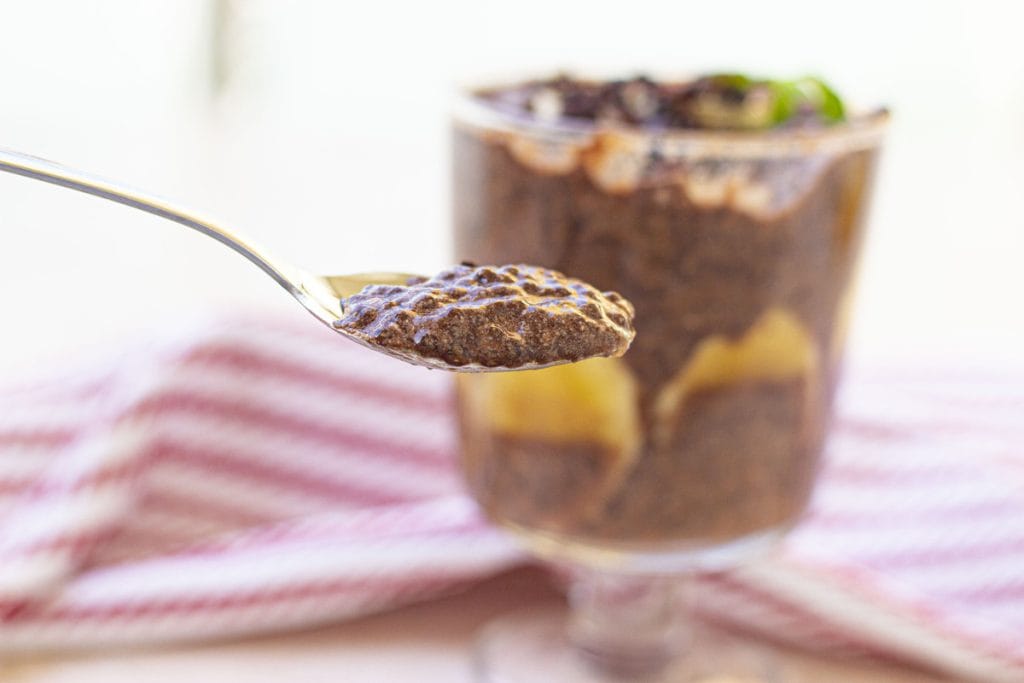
[
  {"xmin": 334, "ymin": 263, "xmax": 635, "ymax": 371},
  {"xmin": 453, "ymin": 74, "xmax": 887, "ymax": 553}
]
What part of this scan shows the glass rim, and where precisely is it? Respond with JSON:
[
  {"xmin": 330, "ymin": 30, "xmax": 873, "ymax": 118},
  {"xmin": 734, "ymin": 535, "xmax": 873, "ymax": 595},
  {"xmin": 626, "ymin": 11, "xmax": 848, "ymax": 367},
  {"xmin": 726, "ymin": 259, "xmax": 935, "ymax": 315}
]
[{"xmin": 452, "ymin": 86, "xmax": 889, "ymax": 158}]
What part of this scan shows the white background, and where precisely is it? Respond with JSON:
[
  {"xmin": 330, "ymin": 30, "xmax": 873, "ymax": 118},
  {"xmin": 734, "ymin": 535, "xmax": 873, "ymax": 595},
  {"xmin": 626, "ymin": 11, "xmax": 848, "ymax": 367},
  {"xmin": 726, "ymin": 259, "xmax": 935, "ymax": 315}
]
[{"xmin": 0, "ymin": 0, "xmax": 1020, "ymax": 376}]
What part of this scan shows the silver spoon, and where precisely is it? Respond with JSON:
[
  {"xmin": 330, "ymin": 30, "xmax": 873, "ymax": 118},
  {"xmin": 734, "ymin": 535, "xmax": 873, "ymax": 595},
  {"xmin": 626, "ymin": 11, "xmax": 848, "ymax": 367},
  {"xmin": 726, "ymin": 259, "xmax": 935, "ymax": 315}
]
[{"xmin": 0, "ymin": 147, "xmax": 485, "ymax": 371}]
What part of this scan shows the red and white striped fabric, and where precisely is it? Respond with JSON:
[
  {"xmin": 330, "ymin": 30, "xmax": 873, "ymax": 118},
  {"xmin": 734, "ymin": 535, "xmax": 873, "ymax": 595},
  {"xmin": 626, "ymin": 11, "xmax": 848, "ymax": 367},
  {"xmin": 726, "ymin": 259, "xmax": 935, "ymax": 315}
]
[{"xmin": 0, "ymin": 313, "xmax": 1021, "ymax": 682}]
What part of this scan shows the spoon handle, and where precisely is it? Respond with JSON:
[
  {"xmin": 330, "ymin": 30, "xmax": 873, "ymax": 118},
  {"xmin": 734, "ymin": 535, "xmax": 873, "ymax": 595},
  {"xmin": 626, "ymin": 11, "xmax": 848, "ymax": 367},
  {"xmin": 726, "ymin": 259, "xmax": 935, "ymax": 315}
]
[{"xmin": 0, "ymin": 146, "xmax": 303, "ymax": 298}]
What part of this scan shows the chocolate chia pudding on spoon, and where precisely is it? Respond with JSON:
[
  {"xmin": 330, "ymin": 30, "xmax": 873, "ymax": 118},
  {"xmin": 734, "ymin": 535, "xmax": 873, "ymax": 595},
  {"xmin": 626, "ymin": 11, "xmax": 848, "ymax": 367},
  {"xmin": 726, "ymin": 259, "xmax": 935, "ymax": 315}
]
[{"xmin": 334, "ymin": 262, "xmax": 635, "ymax": 371}]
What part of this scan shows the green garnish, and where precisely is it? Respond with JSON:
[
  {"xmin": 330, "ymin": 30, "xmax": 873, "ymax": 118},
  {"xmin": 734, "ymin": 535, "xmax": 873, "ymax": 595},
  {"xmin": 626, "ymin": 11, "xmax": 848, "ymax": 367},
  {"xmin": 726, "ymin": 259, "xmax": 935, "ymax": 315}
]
[
  {"xmin": 700, "ymin": 73, "xmax": 847, "ymax": 129},
  {"xmin": 708, "ymin": 73, "xmax": 754, "ymax": 93},
  {"xmin": 777, "ymin": 76, "xmax": 846, "ymax": 124}
]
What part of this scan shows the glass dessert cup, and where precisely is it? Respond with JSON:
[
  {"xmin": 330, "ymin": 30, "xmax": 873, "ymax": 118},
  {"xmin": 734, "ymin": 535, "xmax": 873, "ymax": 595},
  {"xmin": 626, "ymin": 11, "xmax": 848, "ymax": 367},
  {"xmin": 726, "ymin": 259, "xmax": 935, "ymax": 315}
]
[{"xmin": 452, "ymin": 84, "xmax": 888, "ymax": 681}]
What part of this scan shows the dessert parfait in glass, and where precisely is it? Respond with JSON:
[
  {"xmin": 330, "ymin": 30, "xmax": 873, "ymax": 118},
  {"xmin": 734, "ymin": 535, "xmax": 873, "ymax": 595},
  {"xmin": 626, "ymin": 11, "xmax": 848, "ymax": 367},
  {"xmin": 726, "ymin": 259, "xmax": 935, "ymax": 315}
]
[{"xmin": 452, "ymin": 73, "xmax": 888, "ymax": 682}]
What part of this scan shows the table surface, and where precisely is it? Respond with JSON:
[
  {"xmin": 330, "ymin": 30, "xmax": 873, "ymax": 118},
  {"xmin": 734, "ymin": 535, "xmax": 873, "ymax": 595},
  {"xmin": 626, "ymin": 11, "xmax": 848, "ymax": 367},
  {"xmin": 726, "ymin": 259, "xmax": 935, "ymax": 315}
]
[{"xmin": 0, "ymin": 568, "xmax": 950, "ymax": 683}]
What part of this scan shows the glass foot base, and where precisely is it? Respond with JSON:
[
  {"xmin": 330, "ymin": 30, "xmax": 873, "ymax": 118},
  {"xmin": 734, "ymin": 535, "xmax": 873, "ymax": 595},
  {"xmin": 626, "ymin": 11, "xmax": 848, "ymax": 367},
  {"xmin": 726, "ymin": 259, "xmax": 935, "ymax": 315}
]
[{"xmin": 473, "ymin": 607, "xmax": 783, "ymax": 683}]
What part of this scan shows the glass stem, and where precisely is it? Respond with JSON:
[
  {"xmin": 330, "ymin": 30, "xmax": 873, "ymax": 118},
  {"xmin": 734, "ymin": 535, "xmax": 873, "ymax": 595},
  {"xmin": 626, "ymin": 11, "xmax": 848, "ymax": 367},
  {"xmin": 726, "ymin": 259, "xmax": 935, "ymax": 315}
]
[{"xmin": 568, "ymin": 571, "xmax": 688, "ymax": 679}]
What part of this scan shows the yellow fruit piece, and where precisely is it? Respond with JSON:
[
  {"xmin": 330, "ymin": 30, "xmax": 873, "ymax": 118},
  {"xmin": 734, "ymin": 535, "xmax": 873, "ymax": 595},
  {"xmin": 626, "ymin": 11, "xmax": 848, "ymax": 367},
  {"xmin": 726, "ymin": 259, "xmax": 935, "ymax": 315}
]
[
  {"xmin": 458, "ymin": 356, "xmax": 640, "ymax": 453},
  {"xmin": 655, "ymin": 308, "xmax": 819, "ymax": 433},
  {"xmin": 581, "ymin": 132, "xmax": 648, "ymax": 195},
  {"xmin": 830, "ymin": 283, "xmax": 856, "ymax": 368},
  {"xmin": 507, "ymin": 134, "xmax": 583, "ymax": 175}
]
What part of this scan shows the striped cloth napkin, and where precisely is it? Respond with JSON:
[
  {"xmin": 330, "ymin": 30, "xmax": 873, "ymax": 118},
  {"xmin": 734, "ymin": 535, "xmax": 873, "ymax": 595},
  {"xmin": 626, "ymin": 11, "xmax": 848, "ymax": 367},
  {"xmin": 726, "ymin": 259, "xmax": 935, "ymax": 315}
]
[{"xmin": 0, "ymin": 313, "xmax": 1021, "ymax": 682}]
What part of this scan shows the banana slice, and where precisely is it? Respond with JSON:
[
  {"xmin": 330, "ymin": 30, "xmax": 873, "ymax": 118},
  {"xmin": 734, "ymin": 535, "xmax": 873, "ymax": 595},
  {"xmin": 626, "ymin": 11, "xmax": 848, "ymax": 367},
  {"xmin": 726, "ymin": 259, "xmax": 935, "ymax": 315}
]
[
  {"xmin": 581, "ymin": 132, "xmax": 649, "ymax": 195},
  {"xmin": 459, "ymin": 356, "xmax": 638, "ymax": 448},
  {"xmin": 654, "ymin": 308, "xmax": 819, "ymax": 449},
  {"xmin": 458, "ymin": 356, "xmax": 642, "ymax": 525},
  {"xmin": 506, "ymin": 134, "xmax": 584, "ymax": 175},
  {"xmin": 830, "ymin": 283, "xmax": 856, "ymax": 369}
]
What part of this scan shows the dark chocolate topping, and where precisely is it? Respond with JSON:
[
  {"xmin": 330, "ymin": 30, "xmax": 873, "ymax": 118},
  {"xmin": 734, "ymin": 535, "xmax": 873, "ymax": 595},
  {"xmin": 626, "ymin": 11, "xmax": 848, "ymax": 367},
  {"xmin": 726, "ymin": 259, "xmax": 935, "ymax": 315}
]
[{"xmin": 480, "ymin": 73, "xmax": 848, "ymax": 131}]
